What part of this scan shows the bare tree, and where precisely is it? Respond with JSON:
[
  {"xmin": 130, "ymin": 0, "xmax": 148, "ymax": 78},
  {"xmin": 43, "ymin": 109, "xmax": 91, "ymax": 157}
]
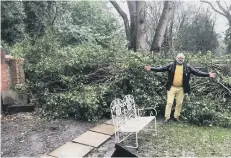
[
  {"xmin": 201, "ymin": 1, "xmax": 231, "ymax": 26},
  {"xmin": 169, "ymin": 2, "xmax": 198, "ymax": 51},
  {"xmin": 151, "ymin": 1, "xmax": 174, "ymax": 52}
]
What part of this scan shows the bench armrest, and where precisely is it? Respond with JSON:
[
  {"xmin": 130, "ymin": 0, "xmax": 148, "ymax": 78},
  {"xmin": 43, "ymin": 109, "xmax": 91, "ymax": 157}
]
[{"xmin": 137, "ymin": 105, "xmax": 157, "ymax": 117}]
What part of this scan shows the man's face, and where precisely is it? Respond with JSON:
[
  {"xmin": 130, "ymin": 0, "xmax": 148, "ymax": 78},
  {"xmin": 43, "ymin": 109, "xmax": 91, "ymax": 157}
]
[{"xmin": 176, "ymin": 57, "xmax": 184, "ymax": 64}]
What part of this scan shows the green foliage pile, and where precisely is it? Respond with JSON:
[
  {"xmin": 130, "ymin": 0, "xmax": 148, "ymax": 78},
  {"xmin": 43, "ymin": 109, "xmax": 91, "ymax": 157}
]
[{"xmin": 12, "ymin": 34, "xmax": 231, "ymax": 127}]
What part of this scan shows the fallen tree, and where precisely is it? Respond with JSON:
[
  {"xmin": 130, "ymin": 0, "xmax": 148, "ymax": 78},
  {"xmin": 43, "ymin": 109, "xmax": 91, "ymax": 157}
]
[{"xmin": 15, "ymin": 38, "xmax": 231, "ymax": 127}]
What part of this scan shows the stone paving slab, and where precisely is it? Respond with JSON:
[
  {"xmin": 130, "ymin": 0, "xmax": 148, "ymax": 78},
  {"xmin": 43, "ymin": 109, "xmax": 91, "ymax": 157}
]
[
  {"xmin": 90, "ymin": 123, "xmax": 115, "ymax": 136},
  {"xmin": 72, "ymin": 131, "xmax": 111, "ymax": 147},
  {"xmin": 104, "ymin": 119, "xmax": 114, "ymax": 125},
  {"xmin": 48, "ymin": 142, "xmax": 93, "ymax": 158}
]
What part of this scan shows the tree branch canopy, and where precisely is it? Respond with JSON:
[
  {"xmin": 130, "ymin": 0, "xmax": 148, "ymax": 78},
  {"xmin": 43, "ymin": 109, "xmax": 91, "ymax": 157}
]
[
  {"xmin": 216, "ymin": 1, "xmax": 231, "ymax": 17},
  {"xmin": 201, "ymin": 0, "xmax": 227, "ymax": 17}
]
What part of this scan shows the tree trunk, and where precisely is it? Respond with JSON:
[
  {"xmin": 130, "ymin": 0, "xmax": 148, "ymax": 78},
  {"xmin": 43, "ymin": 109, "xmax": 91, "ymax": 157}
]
[
  {"xmin": 136, "ymin": 1, "xmax": 146, "ymax": 51},
  {"xmin": 111, "ymin": 1, "xmax": 147, "ymax": 52},
  {"xmin": 169, "ymin": 11, "xmax": 174, "ymax": 49},
  {"xmin": 127, "ymin": 1, "xmax": 137, "ymax": 51},
  {"xmin": 151, "ymin": 1, "xmax": 173, "ymax": 52}
]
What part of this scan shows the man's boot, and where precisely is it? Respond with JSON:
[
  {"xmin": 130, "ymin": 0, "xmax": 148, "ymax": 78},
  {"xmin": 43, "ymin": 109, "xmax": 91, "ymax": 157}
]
[
  {"xmin": 163, "ymin": 118, "xmax": 170, "ymax": 124},
  {"xmin": 173, "ymin": 117, "xmax": 181, "ymax": 123}
]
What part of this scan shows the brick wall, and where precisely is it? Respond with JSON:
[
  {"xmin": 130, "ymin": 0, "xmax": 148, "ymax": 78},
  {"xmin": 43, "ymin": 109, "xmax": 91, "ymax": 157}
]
[
  {"xmin": 9, "ymin": 59, "xmax": 25, "ymax": 87},
  {"xmin": 1, "ymin": 49, "xmax": 9, "ymax": 91},
  {"xmin": 1, "ymin": 48, "xmax": 25, "ymax": 91},
  {"xmin": 1, "ymin": 47, "xmax": 27, "ymax": 105}
]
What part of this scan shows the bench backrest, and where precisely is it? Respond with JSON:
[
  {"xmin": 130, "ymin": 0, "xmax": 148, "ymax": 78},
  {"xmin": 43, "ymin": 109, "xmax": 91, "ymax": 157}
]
[
  {"xmin": 122, "ymin": 95, "xmax": 137, "ymax": 121},
  {"xmin": 110, "ymin": 95, "xmax": 138, "ymax": 129},
  {"xmin": 110, "ymin": 98, "xmax": 126, "ymax": 129}
]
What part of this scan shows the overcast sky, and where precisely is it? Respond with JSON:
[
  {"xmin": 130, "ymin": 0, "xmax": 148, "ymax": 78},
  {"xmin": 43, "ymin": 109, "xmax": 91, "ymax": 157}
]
[{"xmin": 107, "ymin": 0, "xmax": 230, "ymax": 39}]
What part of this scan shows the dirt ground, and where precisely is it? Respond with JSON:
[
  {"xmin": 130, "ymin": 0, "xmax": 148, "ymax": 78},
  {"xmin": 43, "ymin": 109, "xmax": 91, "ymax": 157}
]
[
  {"xmin": 1, "ymin": 112, "xmax": 106, "ymax": 157},
  {"xmin": 2, "ymin": 112, "xmax": 230, "ymax": 157},
  {"xmin": 0, "ymin": 112, "xmax": 179, "ymax": 157}
]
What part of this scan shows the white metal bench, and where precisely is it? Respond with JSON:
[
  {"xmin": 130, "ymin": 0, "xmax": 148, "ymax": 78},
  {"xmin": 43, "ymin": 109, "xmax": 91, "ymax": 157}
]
[{"xmin": 110, "ymin": 95, "xmax": 157, "ymax": 149}]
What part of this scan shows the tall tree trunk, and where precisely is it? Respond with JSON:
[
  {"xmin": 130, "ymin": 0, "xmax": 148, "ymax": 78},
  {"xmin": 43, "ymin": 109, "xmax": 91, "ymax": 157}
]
[
  {"xmin": 111, "ymin": 1, "xmax": 147, "ymax": 52},
  {"xmin": 169, "ymin": 11, "xmax": 174, "ymax": 49},
  {"xmin": 136, "ymin": 1, "xmax": 146, "ymax": 51},
  {"xmin": 151, "ymin": 1, "xmax": 173, "ymax": 52},
  {"xmin": 127, "ymin": 1, "xmax": 137, "ymax": 51}
]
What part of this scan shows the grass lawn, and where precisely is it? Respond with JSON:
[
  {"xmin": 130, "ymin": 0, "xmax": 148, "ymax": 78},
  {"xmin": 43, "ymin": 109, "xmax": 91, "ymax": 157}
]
[{"xmin": 137, "ymin": 121, "xmax": 231, "ymax": 157}]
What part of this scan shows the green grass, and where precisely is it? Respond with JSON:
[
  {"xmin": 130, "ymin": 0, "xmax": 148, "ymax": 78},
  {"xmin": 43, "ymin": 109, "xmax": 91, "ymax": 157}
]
[{"xmin": 138, "ymin": 121, "xmax": 231, "ymax": 157}]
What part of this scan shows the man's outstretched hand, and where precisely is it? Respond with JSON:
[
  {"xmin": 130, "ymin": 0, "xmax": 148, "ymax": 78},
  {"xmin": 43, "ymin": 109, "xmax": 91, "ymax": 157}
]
[
  {"xmin": 145, "ymin": 65, "xmax": 151, "ymax": 71},
  {"xmin": 209, "ymin": 72, "xmax": 216, "ymax": 78}
]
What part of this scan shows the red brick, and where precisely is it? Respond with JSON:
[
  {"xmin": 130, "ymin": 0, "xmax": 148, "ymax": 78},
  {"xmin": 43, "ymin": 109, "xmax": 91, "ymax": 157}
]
[
  {"xmin": 1, "ymin": 48, "xmax": 26, "ymax": 91},
  {"xmin": 1, "ymin": 49, "xmax": 9, "ymax": 91}
]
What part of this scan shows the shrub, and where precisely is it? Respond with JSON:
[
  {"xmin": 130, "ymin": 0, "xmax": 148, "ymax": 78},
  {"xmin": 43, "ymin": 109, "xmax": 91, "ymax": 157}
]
[{"xmin": 41, "ymin": 85, "xmax": 109, "ymax": 121}]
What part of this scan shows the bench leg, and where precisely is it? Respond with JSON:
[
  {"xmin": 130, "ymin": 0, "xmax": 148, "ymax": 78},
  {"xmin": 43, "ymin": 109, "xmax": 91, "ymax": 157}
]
[
  {"xmin": 125, "ymin": 132, "xmax": 139, "ymax": 149},
  {"xmin": 115, "ymin": 131, "xmax": 121, "ymax": 143},
  {"xmin": 135, "ymin": 132, "xmax": 139, "ymax": 149},
  {"xmin": 154, "ymin": 117, "xmax": 157, "ymax": 136}
]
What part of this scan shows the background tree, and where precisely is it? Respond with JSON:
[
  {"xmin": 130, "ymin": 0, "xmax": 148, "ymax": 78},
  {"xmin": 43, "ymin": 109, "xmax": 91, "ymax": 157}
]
[
  {"xmin": 23, "ymin": 1, "xmax": 55, "ymax": 42},
  {"xmin": 225, "ymin": 28, "xmax": 231, "ymax": 52},
  {"xmin": 175, "ymin": 8, "xmax": 218, "ymax": 52},
  {"xmin": 146, "ymin": 1, "xmax": 163, "ymax": 49},
  {"xmin": 110, "ymin": 1, "xmax": 147, "ymax": 51},
  {"xmin": 1, "ymin": 1, "xmax": 25, "ymax": 45},
  {"xmin": 56, "ymin": 1, "xmax": 119, "ymax": 47},
  {"xmin": 201, "ymin": 1, "xmax": 231, "ymax": 26},
  {"xmin": 201, "ymin": 1, "xmax": 231, "ymax": 52},
  {"xmin": 150, "ymin": 1, "xmax": 174, "ymax": 52}
]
